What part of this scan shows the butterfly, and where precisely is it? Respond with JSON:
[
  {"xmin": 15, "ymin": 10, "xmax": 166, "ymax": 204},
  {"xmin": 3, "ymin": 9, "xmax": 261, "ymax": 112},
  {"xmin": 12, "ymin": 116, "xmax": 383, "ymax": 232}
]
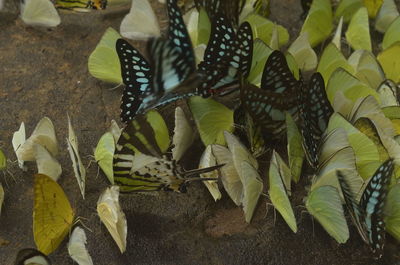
[
  {"xmin": 197, "ymin": 14, "xmax": 253, "ymax": 97},
  {"xmin": 54, "ymin": 0, "xmax": 107, "ymax": 10},
  {"xmin": 20, "ymin": 0, "xmax": 61, "ymax": 28},
  {"xmin": 337, "ymin": 159, "xmax": 394, "ymax": 259},
  {"xmin": 240, "ymin": 50, "xmax": 302, "ymax": 139},
  {"xmin": 116, "ymin": 0, "xmax": 197, "ymax": 123},
  {"xmin": 97, "ymin": 186, "xmax": 127, "ymax": 253},
  {"xmin": 113, "ymin": 109, "xmax": 222, "ymax": 192},
  {"xmin": 68, "ymin": 227, "xmax": 94, "ymax": 265},
  {"xmin": 298, "ymin": 72, "xmax": 333, "ymax": 169},
  {"xmin": 34, "ymin": 174, "xmax": 74, "ymax": 255}
]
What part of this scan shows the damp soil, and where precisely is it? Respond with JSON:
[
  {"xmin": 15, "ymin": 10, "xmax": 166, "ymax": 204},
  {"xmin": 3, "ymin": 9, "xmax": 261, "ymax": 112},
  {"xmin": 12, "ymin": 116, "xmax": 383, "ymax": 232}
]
[{"xmin": 1, "ymin": 1, "xmax": 400, "ymax": 264}]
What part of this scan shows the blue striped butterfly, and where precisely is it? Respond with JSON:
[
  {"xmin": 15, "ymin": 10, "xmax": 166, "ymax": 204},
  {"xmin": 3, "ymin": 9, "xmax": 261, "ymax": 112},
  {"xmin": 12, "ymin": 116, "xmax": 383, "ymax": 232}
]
[
  {"xmin": 113, "ymin": 110, "xmax": 222, "ymax": 192},
  {"xmin": 298, "ymin": 72, "xmax": 333, "ymax": 169},
  {"xmin": 240, "ymin": 50, "xmax": 301, "ymax": 139},
  {"xmin": 337, "ymin": 159, "xmax": 394, "ymax": 259},
  {"xmin": 116, "ymin": 0, "xmax": 197, "ymax": 123},
  {"xmin": 198, "ymin": 14, "xmax": 253, "ymax": 97}
]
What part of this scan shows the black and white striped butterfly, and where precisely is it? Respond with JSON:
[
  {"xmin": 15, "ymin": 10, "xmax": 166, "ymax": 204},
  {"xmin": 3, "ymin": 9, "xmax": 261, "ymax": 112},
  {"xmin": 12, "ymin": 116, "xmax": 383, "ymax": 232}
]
[
  {"xmin": 337, "ymin": 159, "xmax": 394, "ymax": 259},
  {"xmin": 197, "ymin": 14, "xmax": 253, "ymax": 97},
  {"xmin": 298, "ymin": 72, "xmax": 333, "ymax": 169},
  {"xmin": 116, "ymin": 0, "xmax": 196, "ymax": 123},
  {"xmin": 240, "ymin": 50, "xmax": 301, "ymax": 139},
  {"xmin": 113, "ymin": 111, "xmax": 221, "ymax": 193}
]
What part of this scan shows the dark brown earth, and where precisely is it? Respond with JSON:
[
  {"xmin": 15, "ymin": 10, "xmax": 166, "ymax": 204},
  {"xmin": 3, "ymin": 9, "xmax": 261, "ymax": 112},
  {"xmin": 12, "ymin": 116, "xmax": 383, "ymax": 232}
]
[{"xmin": 1, "ymin": 1, "xmax": 400, "ymax": 264}]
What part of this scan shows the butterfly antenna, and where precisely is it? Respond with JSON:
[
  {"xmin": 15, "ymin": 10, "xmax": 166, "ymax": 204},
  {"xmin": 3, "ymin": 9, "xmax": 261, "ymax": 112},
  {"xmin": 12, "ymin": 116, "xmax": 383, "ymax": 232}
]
[
  {"xmin": 108, "ymin": 83, "xmax": 123, "ymax": 91},
  {"xmin": 182, "ymin": 164, "xmax": 224, "ymax": 178},
  {"xmin": 264, "ymin": 201, "xmax": 273, "ymax": 219}
]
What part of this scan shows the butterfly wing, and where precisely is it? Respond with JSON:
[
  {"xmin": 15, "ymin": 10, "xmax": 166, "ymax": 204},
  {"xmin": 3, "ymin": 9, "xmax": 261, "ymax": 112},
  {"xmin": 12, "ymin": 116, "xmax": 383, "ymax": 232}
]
[
  {"xmin": 261, "ymin": 50, "xmax": 299, "ymax": 93},
  {"xmin": 236, "ymin": 21, "xmax": 253, "ymax": 78},
  {"xmin": 337, "ymin": 170, "xmax": 369, "ymax": 243},
  {"xmin": 194, "ymin": 0, "xmax": 245, "ymax": 25},
  {"xmin": 241, "ymin": 52, "xmax": 300, "ymax": 138},
  {"xmin": 166, "ymin": 0, "xmax": 196, "ymax": 73},
  {"xmin": 360, "ymin": 159, "xmax": 394, "ymax": 258},
  {"xmin": 116, "ymin": 39, "xmax": 153, "ymax": 123},
  {"xmin": 299, "ymin": 73, "xmax": 333, "ymax": 168},
  {"xmin": 21, "ymin": 0, "xmax": 61, "ymax": 28},
  {"xmin": 33, "ymin": 174, "xmax": 74, "ymax": 255},
  {"xmin": 307, "ymin": 72, "xmax": 333, "ymax": 135},
  {"xmin": 200, "ymin": 14, "xmax": 236, "ymax": 68},
  {"xmin": 199, "ymin": 16, "xmax": 253, "ymax": 96}
]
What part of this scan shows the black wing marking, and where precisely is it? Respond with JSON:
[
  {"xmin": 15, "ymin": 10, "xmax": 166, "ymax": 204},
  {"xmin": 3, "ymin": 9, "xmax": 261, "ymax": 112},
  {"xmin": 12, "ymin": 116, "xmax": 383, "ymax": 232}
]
[{"xmin": 116, "ymin": 39, "xmax": 153, "ymax": 123}]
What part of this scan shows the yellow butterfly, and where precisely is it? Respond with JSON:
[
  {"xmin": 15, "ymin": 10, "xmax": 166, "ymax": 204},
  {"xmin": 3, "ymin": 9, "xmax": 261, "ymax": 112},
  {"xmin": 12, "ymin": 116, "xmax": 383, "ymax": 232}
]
[{"xmin": 33, "ymin": 174, "xmax": 74, "ymax": 255}]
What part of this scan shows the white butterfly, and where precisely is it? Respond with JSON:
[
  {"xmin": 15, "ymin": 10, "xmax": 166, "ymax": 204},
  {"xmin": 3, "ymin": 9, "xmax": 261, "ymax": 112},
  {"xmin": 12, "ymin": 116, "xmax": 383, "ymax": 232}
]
[
  {"xmin": 12, "ymin": 122, "xmax": 26, "ymax": 170},
  {"xmin": 120, "ymin": 0, "xmax": 160, "ymax": 40},
  {"xmin": 20, "ymin": 0, "xmax": 61, "ymax": 28},
  {"xmin": 97, "ymin": 186, "xmax": 127, "ymax": 253},
  {"xmin": 68, "ymin": 227, "xmax": 94, "ymax": 265}
]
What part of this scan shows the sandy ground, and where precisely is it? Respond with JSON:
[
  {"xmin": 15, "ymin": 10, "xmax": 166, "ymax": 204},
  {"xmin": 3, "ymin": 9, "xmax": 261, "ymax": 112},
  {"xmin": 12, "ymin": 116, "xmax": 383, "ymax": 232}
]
[{"xmin": 1, "ymin": 0, "xmax": 400, "ymax": 264}]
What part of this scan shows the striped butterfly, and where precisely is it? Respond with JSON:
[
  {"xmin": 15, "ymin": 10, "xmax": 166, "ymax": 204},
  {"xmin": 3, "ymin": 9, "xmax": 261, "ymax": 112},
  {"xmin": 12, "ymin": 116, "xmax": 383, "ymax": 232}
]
[
  {"xmin": 54, "ymin": 0, "xmax": 107, "ymax": 10},
  {"xmin": 198, "ymin": 14, "xmax": 253, "ymax": 97},
  {"xmin": 337, "ymin": 159, "xmax": 394, "ymax": 259},
  {"xmin": 240, "ymin": 50, "xmax": 301, "ymax": 139},
  {"xmin": 116, "ymin": 0, "xmax": 196, "ymax": 123},
  {"xmin": 298, "ymin": 72, "xmax": 333, "ymax": 169},
  {"xmin": 113, "ymin": 109, "xmax": 222, "ymax": 192}
]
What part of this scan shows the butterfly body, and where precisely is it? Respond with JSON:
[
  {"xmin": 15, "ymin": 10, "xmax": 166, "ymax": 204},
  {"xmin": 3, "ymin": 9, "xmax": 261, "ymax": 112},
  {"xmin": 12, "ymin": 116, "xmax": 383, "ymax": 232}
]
[{"xmin": 337, "ymin": 159, "xmax": 394, "ymax": 259}]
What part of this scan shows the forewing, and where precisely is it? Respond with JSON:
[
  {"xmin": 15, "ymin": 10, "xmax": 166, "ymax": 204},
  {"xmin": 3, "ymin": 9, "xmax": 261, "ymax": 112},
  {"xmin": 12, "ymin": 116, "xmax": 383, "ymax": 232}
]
[
  {"xmin": 116, "ymin": 39, "xmax": 152, "ymax": 123},
  {"xmin": 307, "ymin": 72, "xmax": 333, "ymax": 134},
  {"xmin": 261, "ymin": 50, "xmax": 299, "ymax": 93},
  {"xmin": 166, "ymin": 0, "xmax": 196, "ymax": 73}
]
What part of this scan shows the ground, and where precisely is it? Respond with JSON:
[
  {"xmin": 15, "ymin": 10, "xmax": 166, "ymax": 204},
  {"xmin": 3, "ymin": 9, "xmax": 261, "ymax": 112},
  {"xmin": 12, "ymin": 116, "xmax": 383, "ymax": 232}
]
[{"xmin": 1, "ymin": 0, "xmax": 400, "ymax": 264}]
